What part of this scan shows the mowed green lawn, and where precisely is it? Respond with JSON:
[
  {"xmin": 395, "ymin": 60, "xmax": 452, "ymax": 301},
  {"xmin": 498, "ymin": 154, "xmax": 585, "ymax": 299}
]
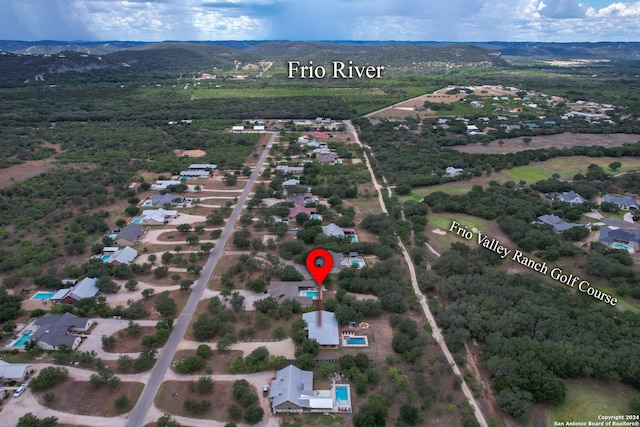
[
  {"xmin": 547, "ymin": 379, "xmax": 638, "ymax": 425},
  {"xmin": 508, "ymin": 156, "xmax": 640, "ymax": 182},
  {"xmin": 405, "ymin": 156, "xmax": 640, "ymax": 200}
]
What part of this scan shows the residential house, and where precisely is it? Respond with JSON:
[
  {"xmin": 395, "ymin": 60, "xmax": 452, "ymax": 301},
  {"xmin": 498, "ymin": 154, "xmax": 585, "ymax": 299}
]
[
  {"xmin": 598, "ymin": 226, "xmax": 640, "ymax": 253},
  {"xmin": 269, "ymin": 365, "xmax": 333, "ymax": 413},
  {"xmin": 446, "ymin": 166, "xmax": 463, "ymax": 177},
  {"xmin": 303, "ymin": 311, "xmax": 340, "ymax": 346},
  {"xmin": 276, "ymin": 165, "xmax": 305, "ymax": 176},
  {"xmin": 297, "ymin": 135, "xmax": 309, "ymax": 144},
  {"xmin": 0, "ymin": 361, "xmax": 32, "ymax": 384},
  {"xmin": 153, "ymin": 180, "xmax": 182, "ymax": 190},
  {"xmin": 537, "ymin": 214, "xmax": 580, "ymax": 233},
  {"xmin": 314, "ymin": 131, "xmax": 329, "ymax": 139},
  {"xmin": 104, "ymin": 246, "xmax": 138, "ymax": 265},
  {"xmin": 179, "ymin": 170, "xmax": 210, "ymax": 179},
  {"xmin": 253, "ymin": 125, "xmax": 265, "ymax": 131},
  {"xmin": 319, "ymin": 153, "xmax": 342, "ymax": 165},
  {"xmin": 139, "ymin": 208, "xmax": 178, "ymax": 225},
  {"xmin": 150, "ymin": 193, "xmax": 184, "ymax": 208},
  {"xmin": 322, "ymin": 223, "xmax": 345, "ymax": 238},
  {"xmin": 287, "ymin": 193, "xmax": 315, "ymax": 207},
  {"xmin": 282, "ymin": 178, "xmax": 301, "ymax": 187},
  {"xmin": 188, "ymin": 164, "xmax": 217, "ymax": 171},
  {"xmin": 31, "ymin": 313, "xmax": 94, "ymax": 350},
  {"xmin": 267, "ymin": 280, "xmax": 318, "ymax": 307},
  {"xmin": 288, "ymin": 206, "xmax": 317, "ymax": 221},
  {"xmin": 51, "ymin": 277, "xmax": 99, "ymax": 304},
  {"xmin": 114, "ymin": 224, "xmax": 144, "ymax": 246},
  {"xmin": 603, "ymin": 194, "xmax": 639, "ymax": 210},
  {"xmin": 553, "ymin": 191, "xmax": 586, "ymax": 205}
]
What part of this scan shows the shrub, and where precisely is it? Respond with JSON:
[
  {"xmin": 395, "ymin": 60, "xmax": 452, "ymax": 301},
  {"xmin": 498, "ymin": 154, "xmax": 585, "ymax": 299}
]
[
  {"xmin": 29, "ymin": 367, "xmax": 69, "ymax": 391},
  {"xmin": 196, "ymin": 344, "xmax": 214, "ymax": 359},
  {"xmin": 175, "ymin": 355, "xmax": 205, "ymax": 374}
]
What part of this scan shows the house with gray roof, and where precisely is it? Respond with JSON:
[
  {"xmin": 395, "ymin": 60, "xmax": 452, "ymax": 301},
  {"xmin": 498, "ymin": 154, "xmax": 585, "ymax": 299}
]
[
  {"xmin": 269, "ymin": 365, "xmax": 333, "ymax": 413},
  {"xmin": 603, "ymin": 194, "xmax": 639, "ymax": 210},
  {"xmin": 114, "ymin": 224, "xmax": 144, "ymax": 246},
  {"xmin": 537, "ymin": 214, "xmax": 580, "ymax": 233},
  {"xmin": 139, "ymin": 208, "xmax": 178, "ymax": 224},
  {"xmin": 598, "ymin": 226, "xmax": 640, "ymax": 253},
  {"xmin": 303, "ymin": 310, "xmax": 340, "ymax": 347},
  {"xmin": 552, "ymin": 191, "xmax": 586, "ymax": 205},
  {"xmin": 51, "ymin": 277, "xmax": 99, "ymax": 304},
  {"xmin": 150, "ymin": 193, "xmax": 184, "ymax": 207},
  {"xmin": 105, "ymin": 246, "xmax": 138, "ymax": 265},
  {"xmin": 322, "ymin": 223, "xmax": 345, "ymax": 238},
  {"xmin": 268, "ymin": 281, "xmax": 318, "ymax": 307},
  {"xmin": 31, "ymin": 313, "xmax": 94, "ymax": 350},
  {"xmin": 0, "ymin": 361, "xmax": 32, "ymax": 384}
]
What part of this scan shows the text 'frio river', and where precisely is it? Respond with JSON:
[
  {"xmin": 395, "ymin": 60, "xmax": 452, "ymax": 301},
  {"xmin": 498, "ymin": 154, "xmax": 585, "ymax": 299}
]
[{"xmin": 449, "ymin": 221, "xmax": 618, "ymax": 306}]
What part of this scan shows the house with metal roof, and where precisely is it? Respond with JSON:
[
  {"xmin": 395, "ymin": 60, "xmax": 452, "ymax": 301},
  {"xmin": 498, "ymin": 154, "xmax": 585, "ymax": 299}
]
[
  {"xmin": 269, "ymin": 365, "xmax": 333, "ymax": 413},
  {"xmin": 552, "ymin": 191, "xmax": 586, "ymax": 205},
  {"xmin": 139, "ymin": 208, "xmax": 178, "ymax": 224},
  {"xmin": 179, "ymin": 170, "xmax": 210, "ymax": 179},
  {"xmin": 322, "ymin": 223, "xmax": 345, "ymax": 238},
  {"xmin": 105, "ymin": 246, "xmax": 138, "ymax": 265},
  {"xmin": 51, "ymin": 277, "xmax": 99, "ymax": 305},
  {"xmin": 150, "ymin": 193, "xmax": 184, "ymax": 207},
  {"xmin": 31, "ymin": 313, "xmax": 94, "ymax": 350},
  {"xmin": 537, "ymin": 214, "xmax": 580, "ymax": 233},
  {"xmin": 303, "ymin": 310, "xmax": 340, "ymax": 347},
  {"xmin": 603, "ymin": 194, "xmax": 639, "ymax": 210},
  {"xmin": 0, "ymin": 361, "xmax": 32, "ymax": 384}
]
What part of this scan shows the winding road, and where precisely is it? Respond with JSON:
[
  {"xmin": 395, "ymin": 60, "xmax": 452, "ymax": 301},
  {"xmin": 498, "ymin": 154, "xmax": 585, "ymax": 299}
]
[{"xmin": 346, "ymin": 120, "xmax": 489, "ymax": 427}]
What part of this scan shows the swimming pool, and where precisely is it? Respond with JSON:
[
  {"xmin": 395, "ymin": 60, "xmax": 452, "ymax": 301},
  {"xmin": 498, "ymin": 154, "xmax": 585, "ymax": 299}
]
[
  {"xmin": 132, "ymin": 217, "xmax": 143, "ymax": 224},
  {"xmin": 300, "ymin": 290, "xmax": 319, "ymax": 298},
  {"xmin": 348, "ymin": 235, "xmax": 357, "ymax": 242},
  {"xmin": 31, "ymin": 292, "xmax": 55, "ymax": 300},
  {"xmin": 335, "ymin": 385, "xmax": 349, "ymax": 402},
  {"xmin": 13, "ymin": 330, "xmax": 33, "ymax": 347},
  {"xmin": 346, "ymin": 336, "xmax": 366, "ymax": 345},
  {"xmin": 612, "ymin": 243, "xmax": 633, "ymax": 253},
  {"xmin": 350, "ymin": 259, "xmax": 365, "ymax": 268},
  {"xmin": 101, "ymin": 254, "xmax": 112, "ymax": 262}
]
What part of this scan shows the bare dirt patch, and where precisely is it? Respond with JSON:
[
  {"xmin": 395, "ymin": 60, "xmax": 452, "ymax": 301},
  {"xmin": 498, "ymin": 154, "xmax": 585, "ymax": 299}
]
[
  {"xmin": 0, "ymin": 159, "xmax": 56, "ymax": 188},
  {"xmin": 174, "ymin": 149, "xmax": 207, "ymax": 157},
  {"xmin": 453, "ymin": 133, "xmax": 640, "ymax": 154},
  {"xmin": 38, "ymin": 380, "xmax": 144, "ymax": 416},
  {"xmin": 155, "ymin": 380, "xmax": 236, "ymax": 421}
]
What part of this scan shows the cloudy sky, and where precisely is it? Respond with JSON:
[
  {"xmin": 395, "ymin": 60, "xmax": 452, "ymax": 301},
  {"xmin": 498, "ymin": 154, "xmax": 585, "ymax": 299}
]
[{"xmin": 1, "ymin": 0, "xmax": 640, "ymax": 42}]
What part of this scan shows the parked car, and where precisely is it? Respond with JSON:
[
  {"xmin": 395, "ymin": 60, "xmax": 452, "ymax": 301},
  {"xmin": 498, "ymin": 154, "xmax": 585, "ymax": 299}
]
[
  {"xmin": 262, "ymin": 385, "xmax": 269, "ymax": 397},
  {"xmin": 13, "ymin": 384, "xmax": 27, "ymax": 398}
]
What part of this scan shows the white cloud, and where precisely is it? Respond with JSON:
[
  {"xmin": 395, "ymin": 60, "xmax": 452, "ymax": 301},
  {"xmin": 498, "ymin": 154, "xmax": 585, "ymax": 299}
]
[{"xmin": 2, "ymin": 0, "xmax": 640, "ymax": 42}]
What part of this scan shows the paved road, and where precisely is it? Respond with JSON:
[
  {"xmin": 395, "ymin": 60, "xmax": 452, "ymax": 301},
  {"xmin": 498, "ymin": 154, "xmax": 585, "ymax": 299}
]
[
  {"xmin": 125, "ymin": 132, "xmax": 276, "ymax": 427},
  {"xmin": 348, "ymin": 120, "xmax": 489, "ymax": 427}
]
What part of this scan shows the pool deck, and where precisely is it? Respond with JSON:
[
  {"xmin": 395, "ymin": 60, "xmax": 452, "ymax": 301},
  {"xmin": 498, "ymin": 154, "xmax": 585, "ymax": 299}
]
[{"xmin": 332, "ymin": 383, "xmax": 352, "ymax": 412}]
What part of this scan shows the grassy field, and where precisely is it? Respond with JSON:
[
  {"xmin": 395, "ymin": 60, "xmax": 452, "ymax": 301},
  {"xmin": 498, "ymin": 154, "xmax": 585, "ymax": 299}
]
[
  {"xmin": 546, "ymin": 379, "xmax": 639, "ymax": 425},
  {"xmin": 404, "ymin": 156, "xmax": 640, "ymax": 201}
]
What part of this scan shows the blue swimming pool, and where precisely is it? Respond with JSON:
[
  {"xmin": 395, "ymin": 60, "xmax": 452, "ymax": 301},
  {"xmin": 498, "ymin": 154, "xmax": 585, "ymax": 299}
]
[
  {"xmin": 132, "ymin": 217, "xmax": 143, "ymax": 224},
  {"xmin": 301, "ymin": 290, "xmax": 319, "ymax": 298},
  {"xmin": 348, "ymin": 235, "xmax": 357, "ymax": 242},
  {"xmin": 351, "ymin": 259, "xmax": 365, "ymax": 268},
  {"xmin": 31, "ymin": 292, "xmax": 54, "ymax": 300},
  {"xmin": 613, "ymin": 243, "xmax": 632, "ymax": 252},
  {"xmin": 346, "ymin": 336, "xmax": 366, "ymax": 345},
  {"xmin": 335, "ymin": 385, "xmax": 349, "ymax": 402},
  {"xmin": 13, "ymin": 330, "xmax": 33, "ymax": 347}
]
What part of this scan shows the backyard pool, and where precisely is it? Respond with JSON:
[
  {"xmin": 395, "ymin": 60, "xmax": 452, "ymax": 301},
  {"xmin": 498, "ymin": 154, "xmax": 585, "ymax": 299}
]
[
  {"xmin": 132, "ymin": 217, "xmax": 143, "ymax": 224},
  {"xmin": 348, "ymin": 235, "xmax": 357, "ymax": 242},
  {"xmin": 350, "ymin": 259, "xmax": 365, "ymax": 268},
  {"xmin": 101, "ymin": 254, "xmax": 112, "ymax": 262},
  {"xmin": 31, "ymin": 292, "xmax": 55, "ymax": 300},
  {"xmin": 13, "ymin": 330, "xmax": 33, "ymax": 347},
  {"xmin": 335, "ymin": 385, "xmax": 349, "ymax": 402},
  {"xmin": 345, "ymin": 336, "xmax": 366, "ymax": 345},
  {"xmin": 300, "ymin": 290, "xmax": 319, "ymax": 298},
  {"xmin": 612, "ymin": 243, "xmax": 633, "ymax": 253}
]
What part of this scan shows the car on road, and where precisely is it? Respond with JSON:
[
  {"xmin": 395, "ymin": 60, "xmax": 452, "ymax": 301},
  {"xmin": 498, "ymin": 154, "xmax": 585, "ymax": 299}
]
[{"xmin": 13, "ymin": 384, "xmax": 27, "ymax": 398}]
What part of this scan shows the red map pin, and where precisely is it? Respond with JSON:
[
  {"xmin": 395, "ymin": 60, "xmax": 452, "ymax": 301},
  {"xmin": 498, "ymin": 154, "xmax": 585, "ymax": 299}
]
[{"xmin": 306, "ymin": 248, "xmax": 333, "ymax": 285}]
